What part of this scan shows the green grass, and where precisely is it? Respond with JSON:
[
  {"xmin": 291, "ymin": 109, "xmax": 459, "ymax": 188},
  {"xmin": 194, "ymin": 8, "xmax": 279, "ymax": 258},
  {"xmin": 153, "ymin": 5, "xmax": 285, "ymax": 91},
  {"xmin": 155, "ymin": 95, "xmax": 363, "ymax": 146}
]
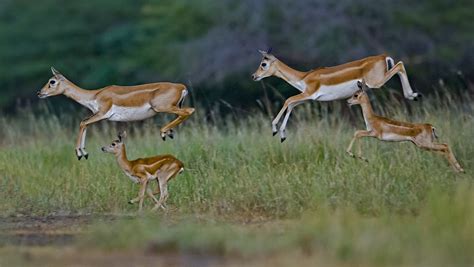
[
  {"xmin": 82, "ymin": 184, "xmax": 474, "ymax": 266},
  {"xmin": 0, "ymin": 90, "xmax": 473, "ymax": 265}
]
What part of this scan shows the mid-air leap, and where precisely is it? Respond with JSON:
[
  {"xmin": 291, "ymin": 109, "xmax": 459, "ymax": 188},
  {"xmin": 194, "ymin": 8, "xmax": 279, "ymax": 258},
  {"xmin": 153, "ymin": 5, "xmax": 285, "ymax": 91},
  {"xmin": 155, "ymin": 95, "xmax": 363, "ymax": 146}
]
[
  {"xmin": 37, "ymin": 67, "xmax": 195, "ymax": 160},
  {"xmin": 252, "ymin": 49, "xmax": 420, "ymax": 142}
]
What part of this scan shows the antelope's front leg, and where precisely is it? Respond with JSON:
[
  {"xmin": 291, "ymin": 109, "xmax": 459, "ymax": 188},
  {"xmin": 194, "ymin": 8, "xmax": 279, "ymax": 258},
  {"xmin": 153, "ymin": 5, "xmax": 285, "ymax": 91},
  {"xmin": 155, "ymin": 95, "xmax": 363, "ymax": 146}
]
[
  {"xmin": 136, "ymin": 179, "xmax": 148, "ymax": 212},
  {"xmin": 272, "ymin": 94, "xmax": 307, "ymax": 138},
  {"xmin": 278, "ymin": 100, "xmax": 307, "ymax": 142},
  {"xmin": 347, "ymin": 130, "xmax": 371, "ymax": 161},
  {"xmin": 75, "ymin": 111, "xmax": 110, "ymax": 160}
]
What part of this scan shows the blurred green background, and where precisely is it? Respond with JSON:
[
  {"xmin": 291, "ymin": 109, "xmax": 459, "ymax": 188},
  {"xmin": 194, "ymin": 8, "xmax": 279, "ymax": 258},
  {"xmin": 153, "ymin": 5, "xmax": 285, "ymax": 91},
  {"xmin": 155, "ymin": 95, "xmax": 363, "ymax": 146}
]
[{"xmin": 1, "ymin": 0, "xmax": 473, "ymax": 113}]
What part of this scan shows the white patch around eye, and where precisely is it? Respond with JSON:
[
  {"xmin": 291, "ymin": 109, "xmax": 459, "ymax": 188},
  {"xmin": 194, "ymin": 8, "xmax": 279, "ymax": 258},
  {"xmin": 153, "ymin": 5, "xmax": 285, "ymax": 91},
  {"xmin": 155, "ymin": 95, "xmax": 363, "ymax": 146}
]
[{"xmin": 49, "ymin": 80, "xmax": 57, "ymax": 87}]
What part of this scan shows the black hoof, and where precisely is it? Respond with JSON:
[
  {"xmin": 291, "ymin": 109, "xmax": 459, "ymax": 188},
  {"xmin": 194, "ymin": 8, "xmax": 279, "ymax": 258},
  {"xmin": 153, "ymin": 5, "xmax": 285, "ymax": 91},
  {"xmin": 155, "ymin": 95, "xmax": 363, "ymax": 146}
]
[
  {"xmin": 128, "ymin": 200, "xmax": 133, "ymax": 205},
  {"xmin": 84, "ymin": 154, "xmax": 89, "ymax": 160},
  {"xmin": 272, "ymin": 131, "xmax": 277, "ymax": 136},
  {"xmin": 168, "ymin": 133, "xmax": 174, "ymax": 139},
  {"xmin": 413, "ymin": 93, "xmax": 422, "ymax": 101},
  {"xmin": 280, "ymin": 137, "xmax": 286, "ymax": 143},
  {"xmin": 77, "ymin": 155, "xmax": 82, "ymax": 160},
  {"xmin": 161, "ymin": 135, "xmax": 166, "ymax": 141}
]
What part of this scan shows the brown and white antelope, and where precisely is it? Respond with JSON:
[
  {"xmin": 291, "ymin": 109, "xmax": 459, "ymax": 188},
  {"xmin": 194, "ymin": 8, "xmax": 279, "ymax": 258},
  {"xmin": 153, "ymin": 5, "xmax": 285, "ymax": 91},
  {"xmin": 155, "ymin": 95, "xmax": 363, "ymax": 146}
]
[
  {"xmin": 101, "ymin": 131, "xmax": 184, "ymax": 212},
  {"xmin": 37, "ymin": 67, "xmax": 195, "ymax": 160},
  {"xmin": 346, "ymin": 81, "xmax": 464, "ymax": 172},
  {"xmin": 252, "ymin": 49, "xmax": 420, "ymax": 142}
]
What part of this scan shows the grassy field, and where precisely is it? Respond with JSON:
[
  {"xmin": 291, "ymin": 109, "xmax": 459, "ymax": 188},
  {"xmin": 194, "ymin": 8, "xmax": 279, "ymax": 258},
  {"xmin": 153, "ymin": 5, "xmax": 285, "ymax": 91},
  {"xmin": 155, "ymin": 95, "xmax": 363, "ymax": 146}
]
[{"xmin": 0, "ymin": 90, "xmax": 473, "ymax": 266}]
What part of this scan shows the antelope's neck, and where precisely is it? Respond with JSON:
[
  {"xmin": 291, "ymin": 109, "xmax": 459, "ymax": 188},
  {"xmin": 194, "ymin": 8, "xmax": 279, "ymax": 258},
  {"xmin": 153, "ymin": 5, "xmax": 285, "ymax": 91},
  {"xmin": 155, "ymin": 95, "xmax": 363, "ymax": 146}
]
[
  {"xmin": 274, "ymin": 60, "xmax": 308, "ymax": 92},
  {"xmin": 360, "ymin": 102, "xmax": 376, "ymax": 130},
  {"xmin": 62, "ymin": 80, "xmax": 99, "ymax": 112},
  {"xmin": 116, "ymin": 147, "xmax": 132, "ymax": 173}
]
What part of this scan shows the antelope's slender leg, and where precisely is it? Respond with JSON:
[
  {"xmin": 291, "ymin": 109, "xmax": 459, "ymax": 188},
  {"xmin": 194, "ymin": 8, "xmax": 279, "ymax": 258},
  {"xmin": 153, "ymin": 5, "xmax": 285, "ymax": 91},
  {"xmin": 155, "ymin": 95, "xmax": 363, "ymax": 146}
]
[
  {"xmin": 152, "ymin": 168, "xmax": 180, "ymax": 211},
  {"xmin": 161, "ymin": 108, "xmax": 195, "ymax": 138},
  {"xmin": 279, "ymin": 98, "xmax": 309, "ymax": 142},
  {"xmin": 272, "ymin": 93, "xmax": 309, "ymax": 137},
  {"xmin": 369, "ymin": 62, "xmax": 417, "ymax": 100},
  {"xmin": 151, "ymin": 174, "xmax": 168, "ymax": 211},
  {"xmin": 346, "ymin": 130, "xmax": 372, "ymax": 159},
  {"xmin": 413, "ymin": 140, "xmax": 464, "ymax": 172},
  {"xmin": 356, "ymin": 136, "xmax": 368, "ymax": 162},
  {"xmin": 137, "ymin": 179, "xmax": 148, "ymax": 212},
  {"xmin": 75, "ymin": 111, "xmax": 110, "ymax": 160},
  {"xmin": 152, "ymin": 107, "xmax": 195, "ymax": 140},
  {"xmin": 146, "ymin": 188, "xmax": 160, "ymax": 204}
]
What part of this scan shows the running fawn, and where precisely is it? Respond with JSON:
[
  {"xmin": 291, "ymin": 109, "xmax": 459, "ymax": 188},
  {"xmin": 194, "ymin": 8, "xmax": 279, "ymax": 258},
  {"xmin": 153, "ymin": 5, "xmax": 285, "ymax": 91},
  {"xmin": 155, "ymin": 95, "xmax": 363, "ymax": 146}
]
[
  {"xmin": 346, "ymin": 81, "xmax": 464, "ymax": 172},
  {"xmin": 101, "ymin": 131, "xmax": 185, "ymax": 212}
]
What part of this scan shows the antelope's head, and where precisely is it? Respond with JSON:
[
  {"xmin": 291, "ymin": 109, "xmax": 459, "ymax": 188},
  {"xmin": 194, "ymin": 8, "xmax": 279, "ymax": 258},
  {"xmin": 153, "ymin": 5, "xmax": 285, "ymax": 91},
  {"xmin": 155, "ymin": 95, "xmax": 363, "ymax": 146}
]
[
  {"xmin": 347, "ymin": 81, "xmax": 370, "ymax": 106},
  {"xmin": 37, "ymin": 67, "xmax": 67, "ymax": 98},
  {"xmin": 101, "ymin": 131, "xmax": 127, "ymax": 155},
  {"xmin": 252, "ymin": 48, "xmax": 278, "ymax": 81}
]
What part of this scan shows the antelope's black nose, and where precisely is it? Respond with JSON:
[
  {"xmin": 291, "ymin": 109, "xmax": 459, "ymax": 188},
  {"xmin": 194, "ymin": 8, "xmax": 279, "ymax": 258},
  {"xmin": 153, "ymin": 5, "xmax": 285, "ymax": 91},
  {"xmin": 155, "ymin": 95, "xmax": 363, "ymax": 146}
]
[
  {"xmin": 251, "ymin": 74, "xmax": 257, "ymax": 81},
  {"xmin": 101, "ymin": 147, "xmax": 106, "ymax": 152}
]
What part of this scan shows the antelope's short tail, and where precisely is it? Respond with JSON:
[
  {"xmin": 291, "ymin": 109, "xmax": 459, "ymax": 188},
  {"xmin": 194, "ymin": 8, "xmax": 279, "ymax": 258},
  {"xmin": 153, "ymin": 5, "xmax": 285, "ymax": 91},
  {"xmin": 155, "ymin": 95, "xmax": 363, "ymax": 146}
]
[
  {"xmin": 386, "ymin": 56, "xmax": 395, "ymax": 71},
  {"xmin": 177, "ymin": 88, "xmax": 188, "ymax": 108},
  {"xmin": 432, "ymin": 127, "xmax": 439, "ymax": 140}
]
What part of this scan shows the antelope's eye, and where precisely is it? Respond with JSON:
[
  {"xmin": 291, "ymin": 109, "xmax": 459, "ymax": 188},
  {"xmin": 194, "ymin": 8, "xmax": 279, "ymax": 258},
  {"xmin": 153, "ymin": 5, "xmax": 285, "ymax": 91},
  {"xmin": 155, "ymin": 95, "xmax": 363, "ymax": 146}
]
[
  {"xmin": 112, "ymin": 143, "xmax": 116, "ymax": 147},
  {"xmin": 261, "ymin": 62, "xmax": 267, "ymax": 67},
  {"xmin": 50, "ymin": 80, "xmax": 56, "ymax": 85}
]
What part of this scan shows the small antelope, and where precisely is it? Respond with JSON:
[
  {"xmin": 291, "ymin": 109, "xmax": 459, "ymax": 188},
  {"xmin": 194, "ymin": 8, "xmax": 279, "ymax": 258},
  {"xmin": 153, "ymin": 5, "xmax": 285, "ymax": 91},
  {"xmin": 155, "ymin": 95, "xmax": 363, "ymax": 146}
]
[
  {"xmin": 101, "ymin": 131, "xmax": 184, "ymax": 211},
  {"xmin": 252, "ymin": 49, "xmax": 420, "ymax": 142},
  {"xmin": 38, "ymin": 67, "xmax": 195, "ymax": 160},
  {"xmin": 346, "ymin": 81, "xmax": 464, "ymax": 172}
]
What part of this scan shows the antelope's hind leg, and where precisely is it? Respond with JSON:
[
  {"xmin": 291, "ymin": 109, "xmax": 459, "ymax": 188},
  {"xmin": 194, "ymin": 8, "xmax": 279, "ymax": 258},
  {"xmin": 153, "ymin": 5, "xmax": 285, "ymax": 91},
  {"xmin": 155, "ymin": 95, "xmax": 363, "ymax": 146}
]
[
  {"xmin": 153, "ymin": 106, "xmax": 195, "ymax": 141},
  {"xmin": 367, "ymin": 61, "xmax": 419, "ymax": 100},
  {"xmin": 413, "ymin": 139, "xmax": 464, "ymax": 173},
  {"xmin": 151, "ymin": 167, "xmax": 181, "ymax": 211},
  {"xmin": 434, "ymin": 143, "xmax": 464, "ymax": 173}
]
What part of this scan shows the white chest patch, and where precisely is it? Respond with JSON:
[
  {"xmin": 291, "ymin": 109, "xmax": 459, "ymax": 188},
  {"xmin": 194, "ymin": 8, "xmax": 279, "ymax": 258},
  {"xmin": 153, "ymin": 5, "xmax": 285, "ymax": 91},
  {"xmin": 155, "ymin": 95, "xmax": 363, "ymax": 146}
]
[
  {"xmin": 289, "ymin": 80, "xmax": 307, "ymax": 92},
  {"xmin": 81, "ymin": 100, "xmax": 99, "ymax": 114},
  {"xmin": 312, "ymin": 80, "xmax": 361, "ymax": 101},
  {"xmin": 108, "ymin": 104, "xmax": 156, "ymax": 122}
]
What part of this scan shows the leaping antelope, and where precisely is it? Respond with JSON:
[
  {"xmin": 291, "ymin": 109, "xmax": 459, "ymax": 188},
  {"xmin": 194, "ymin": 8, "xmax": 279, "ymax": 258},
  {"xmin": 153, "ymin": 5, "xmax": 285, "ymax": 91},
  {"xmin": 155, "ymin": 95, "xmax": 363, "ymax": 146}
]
[
  {"xmin": 346, "ymin": 81, "xmax": 464, "ymax": 173},
  {"xmin": 101, "ymin": 131, "xmax": 184, "ymax": 212},
  {"xmin": 252, "ymin": 49, "xmax": 420, "ymax": 142},
  {"xmin": 37, "ymin": 68, "xmax": 195, "ymax": 160}
]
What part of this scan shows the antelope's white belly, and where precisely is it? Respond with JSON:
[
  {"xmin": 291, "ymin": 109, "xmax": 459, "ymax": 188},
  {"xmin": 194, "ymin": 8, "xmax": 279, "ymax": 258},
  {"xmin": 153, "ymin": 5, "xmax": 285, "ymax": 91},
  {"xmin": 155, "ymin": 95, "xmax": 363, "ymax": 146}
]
[
  {"xmin": 312, "ymin": 80, "xmax": 361, "ymax": 101},
  {"xmin": 108, "ymin": 105, "xmax": 156, "ymax": 122},
  {"xmin": 381, "ymin": 133, "xmax": 409, "ymax": 142}
]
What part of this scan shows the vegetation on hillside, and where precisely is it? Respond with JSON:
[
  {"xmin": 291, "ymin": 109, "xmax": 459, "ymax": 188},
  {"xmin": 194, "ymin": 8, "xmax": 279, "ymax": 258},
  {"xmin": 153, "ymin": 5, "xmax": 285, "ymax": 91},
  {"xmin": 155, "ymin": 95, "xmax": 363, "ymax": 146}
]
[{"xmin": 1, "ymin": 0, "xmax": 473, "ymax": 111}]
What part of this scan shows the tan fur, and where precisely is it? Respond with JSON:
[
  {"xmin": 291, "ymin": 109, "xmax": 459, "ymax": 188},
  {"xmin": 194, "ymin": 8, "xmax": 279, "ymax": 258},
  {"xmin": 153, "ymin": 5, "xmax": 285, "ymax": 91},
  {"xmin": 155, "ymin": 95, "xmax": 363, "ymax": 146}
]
[
  {"xmin": 346, "ymin": 82, "xmax": 464, "ymax": 173},
  {"xmin": 251, "ymin": 51, "xmax": 418, "ymax": 141},
  {"xmin": 101, "ymin": 131, "xmax": 184, "ymax": 212},
  {"xmin": 38, "ymin": 68, "xmax": 195, "ymax": 159}
]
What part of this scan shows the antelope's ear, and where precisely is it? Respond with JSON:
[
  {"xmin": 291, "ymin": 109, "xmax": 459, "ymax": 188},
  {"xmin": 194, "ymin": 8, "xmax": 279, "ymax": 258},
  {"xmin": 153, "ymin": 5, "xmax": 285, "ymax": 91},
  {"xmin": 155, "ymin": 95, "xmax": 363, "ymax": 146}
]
[
  {"xmin": 357, "ymin": 81, "xmax": 363, "ymax": 89},
  {"xmin": 51, "ymin": 67, "xmax": 61, "ymax": 76},
  {"xmin": 118, "ymin": 131, "xmax": 127, "ymax": 142},
  {"xmin": 51, "ymin": 67, "xmax": 65, "ymax": 80},
  {"xmin": 258, "ymin": 49, "xmax": 267, "ymax": 55}
]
